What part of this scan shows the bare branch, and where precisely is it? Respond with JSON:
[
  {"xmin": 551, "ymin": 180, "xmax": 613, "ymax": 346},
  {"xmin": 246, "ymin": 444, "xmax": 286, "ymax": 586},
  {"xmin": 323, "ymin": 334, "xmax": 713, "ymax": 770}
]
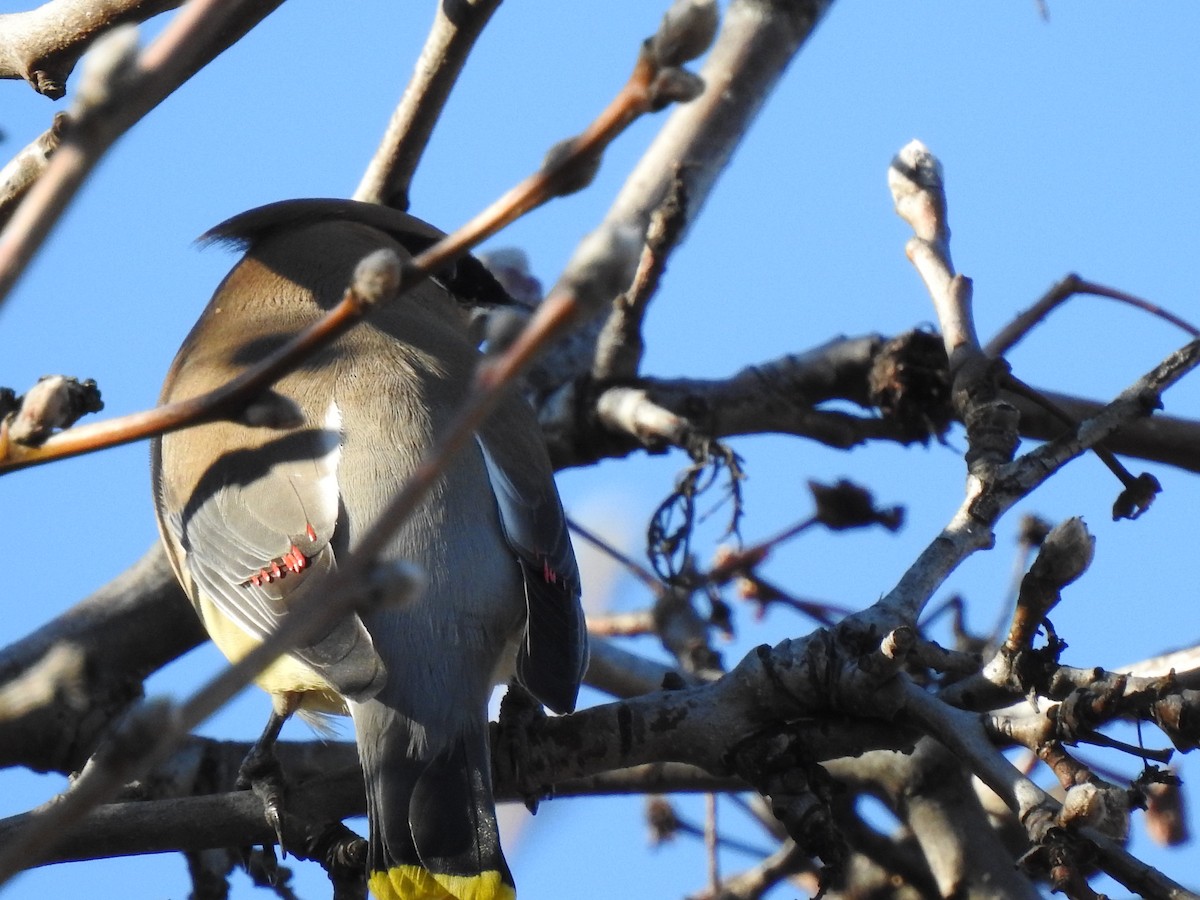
[
  {"xmin": 0, "ymin": 766, "xmax": 365, "ymax": 868},
  {"xmin": 0, "ymin": 0, "xmax": 180, "ymax": 98},
  {"xmin": 523, "ymin": 0, "xmax": 832, "ymax": 431},
  {"xmin": 0, "ymin": 247, "xmax": 403, "ymax": 472},
  {"xmin": 866, "ymin": 336, "xmax": 1200, "ymax": 631},
  {"xmin": 888, "ymin": 140, "xmax": 979, "ymax": 357},
  {"xmin": 899, "ymin": 681, "xmax": 1200, "ymax": 898},
  {"xmin": 592, "ymin": 170, "xmax": 689, "ymax": 379},
  {"xmin": 998, "ymin": 339, "xmax": 1200, "ymax": 504},
  {"xmin": 546, "ymin": 334, "xmax": 920, "ymax": 467},
  {"xmin": 827, "ymin": 741, "xmax": 1041, "ymax": 899},
  {"xmin": 0, "ymin": 643, "xmax": 85, "ymax": 721},
  {"xmin": 1120, "ymin": 644, "xmax": 1200, "ymax": 683},
  {"xmin": 985, "ymin": 272, "xmax": 1199, "ymax": 359},
  {"xmin": 352, "ymin": 0, "xmax": 502, "ymax": 210},
  {"xmin": 0, "ymin": 111, "xmax": 66, "ymax": 230},
  {"xmin": 0, "ymin": 544, "xmax": 200, "ymax": 773},
  {"xmin": 0, "ymin": 753, "xmax": 742, "ymax": 870},
  {"xmin": 605, "ymin": 0, "xmax": 830, "ymax": 240},
  {"xmin": 1010, "ymin": 387, "xmax": 1200, "ymax": 475},
  {"xmin": 0, "ymin": 0, "xmax": 286, "ymax": 305}
]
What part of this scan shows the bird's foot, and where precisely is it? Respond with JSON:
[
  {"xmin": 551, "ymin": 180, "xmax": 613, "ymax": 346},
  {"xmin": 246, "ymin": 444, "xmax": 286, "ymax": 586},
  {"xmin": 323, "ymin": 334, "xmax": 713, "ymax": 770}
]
[
  {"xmin": 496, "ymin": 682, "xmax": 547, "ymax": 814},
  {"xmin": 236, "ymin": 747, "xmax": 289, "ymax": 857}
]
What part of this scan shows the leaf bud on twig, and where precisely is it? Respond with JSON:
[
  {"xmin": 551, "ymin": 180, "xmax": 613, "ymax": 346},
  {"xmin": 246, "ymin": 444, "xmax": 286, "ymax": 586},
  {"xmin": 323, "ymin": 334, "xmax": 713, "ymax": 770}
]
[{"xmin": 650, "ymin": 0, "xmax": 719, "ymax": 67}]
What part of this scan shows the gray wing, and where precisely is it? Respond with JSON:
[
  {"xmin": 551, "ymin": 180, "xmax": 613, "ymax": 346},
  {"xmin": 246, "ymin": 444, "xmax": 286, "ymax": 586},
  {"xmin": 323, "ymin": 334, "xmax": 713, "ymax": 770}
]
[
  {"xmin": 475, "ymin": 433, "xmax": 587, "ymax": 714},
  {"xmin": 166, "ymin": 415, "xmax": 385, "ymax": 700}
]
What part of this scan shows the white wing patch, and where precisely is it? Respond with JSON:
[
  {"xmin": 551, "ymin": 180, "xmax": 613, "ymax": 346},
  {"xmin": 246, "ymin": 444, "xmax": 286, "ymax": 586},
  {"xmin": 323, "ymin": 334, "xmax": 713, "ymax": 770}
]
[{"xmin": 286, "ymin": 400, "xmax": 343, "ymax": 544}]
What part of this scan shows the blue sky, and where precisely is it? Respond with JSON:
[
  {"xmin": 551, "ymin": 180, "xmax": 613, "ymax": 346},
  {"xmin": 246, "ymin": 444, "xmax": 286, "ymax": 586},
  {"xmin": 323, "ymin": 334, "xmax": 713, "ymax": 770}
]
[{"xmin": 2, "ymin": 1, "xmax": 1199, "ymax": 897}]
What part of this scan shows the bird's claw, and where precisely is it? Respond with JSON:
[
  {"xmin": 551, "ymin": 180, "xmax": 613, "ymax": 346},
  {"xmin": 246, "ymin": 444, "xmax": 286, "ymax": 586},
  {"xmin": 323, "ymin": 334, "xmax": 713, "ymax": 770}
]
[
  {"xmin": 256, "ymin": 779, "xmax": 287, "ymax": 856},
  {"xmin": 236, "ymin": 749, "xmax": 289, "ymax": 858}
]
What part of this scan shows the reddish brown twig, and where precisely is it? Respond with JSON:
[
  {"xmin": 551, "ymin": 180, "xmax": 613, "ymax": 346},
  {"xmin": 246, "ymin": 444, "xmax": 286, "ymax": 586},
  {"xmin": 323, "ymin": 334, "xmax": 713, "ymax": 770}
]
[
  {"xmin": 985, "ymin": 273, "xmax": 1200, "ymax": 359},
  {"xmin": 0, "ymin": 27, "xmax": 694, "ymax": 476},
  {"xmin": 0, "ymin": 259, "xmax": 395, "ymax": 471}
]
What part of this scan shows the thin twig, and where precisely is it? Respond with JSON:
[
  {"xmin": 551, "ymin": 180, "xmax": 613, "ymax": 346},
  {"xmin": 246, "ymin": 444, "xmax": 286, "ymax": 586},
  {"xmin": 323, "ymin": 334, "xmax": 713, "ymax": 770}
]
[
  {"xmin": 568, "ymin": 516, "xmax": 664, "ymax": 594},
  {"xmin": 592, "ymin": 169, "xmax": 690, "ymax": 379},
  {"xmin": 704, "ymin": 840, "xmax": 810, "ymax": 900},
  {"xmin": 352, "ymin": 0, "xmax": 502, "ymax": 210},
  {"xmin": 985, "ymin": 273, "xmax": 1200, "ymax": 359},
  {"xmin": 1000, "ymin": 372, "xmax": 1143, "ymax": 491},
  {"xmin": 706, "ymin": 792, "xmax": 720, "ymax": 894},
  {"xmin": 736, "ymin": 575, "xmax": 849, "ymax": 626},
  {"xmin": 587, "ymin": 611, "xmax": 657, "ymax": 638},
  {"xmin": 687, "ymin": 817, "xmax": 774, "ymax": 860},
  {"xmin": 0, "ymin": 0, "xmax": 284, "ymax": 307},
  {"xmin": 0, "ymin": 112, "xmax": 67, "ymax": 231},
  {"xmin": 0, "ymin": 270, "xmax": 392, "ymax": 472}
]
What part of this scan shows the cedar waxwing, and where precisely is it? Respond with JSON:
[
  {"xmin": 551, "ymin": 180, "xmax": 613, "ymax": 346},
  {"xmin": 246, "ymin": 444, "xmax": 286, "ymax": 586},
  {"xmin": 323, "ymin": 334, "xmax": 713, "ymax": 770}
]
[{"xmin": 151, "ymin": 199, "xmax": 588, "ymax": 900}]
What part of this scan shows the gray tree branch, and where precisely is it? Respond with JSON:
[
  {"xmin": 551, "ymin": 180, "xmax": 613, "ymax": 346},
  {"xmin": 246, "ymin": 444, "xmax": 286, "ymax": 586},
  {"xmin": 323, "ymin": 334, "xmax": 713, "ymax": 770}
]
[
  {"xmin": 0, "ymin": 0, "xmax": 180, "ymax": 98},
  {"xmin": 0, "ymin": 0, "xmax": 285, "ymax": 279},
  {"xmin": 351, "ymin": 0, "xmax": 502, "ymax": 211}
]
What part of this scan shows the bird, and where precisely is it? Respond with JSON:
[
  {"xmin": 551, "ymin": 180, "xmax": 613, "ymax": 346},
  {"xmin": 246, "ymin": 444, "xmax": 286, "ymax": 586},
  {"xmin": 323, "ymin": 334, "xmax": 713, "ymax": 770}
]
[{"xmin": 151, "ymin": 198, "xmax": 588, "ymax": 900}]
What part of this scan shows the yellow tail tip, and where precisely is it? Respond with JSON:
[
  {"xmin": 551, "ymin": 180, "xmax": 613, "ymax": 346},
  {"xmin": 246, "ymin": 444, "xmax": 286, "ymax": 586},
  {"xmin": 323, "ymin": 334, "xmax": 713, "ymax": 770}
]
[{"xmin": 369, "ymin": 865, "xmax": 515, "ymax": 900}]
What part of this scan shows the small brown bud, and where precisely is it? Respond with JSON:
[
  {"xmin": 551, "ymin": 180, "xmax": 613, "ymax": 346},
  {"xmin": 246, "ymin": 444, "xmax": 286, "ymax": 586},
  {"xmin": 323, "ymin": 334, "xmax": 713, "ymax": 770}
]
[
  {"xmin": 1017, "ymin": 513, "xmax": 1052, "ymax": 548},
  {"xmin": 648, "ymin": 68, "xmax": 705, "ymax": 110},
  {"xmin": 74, "ymin": 24, "xmax": 140, "ymax": 114},
  {"xmin": 650, "ymin": 0, "xmax": 718, "ymax": 67},
  {"xmin": 352, "ymin": 249, "xmax": 402, "ymax": 307},
  {"xmin": 541, "ymin": 138, "xmax": 602, "ymax": 198},
  {"xmin": 1145, "ymin": 776, "xmax": 1188, "ymax": 846},
  {"xmin": 645, "ymin": 796, "xmax": 680, "ymax": 846},
  {"xmin": 1112, "ymin": 471, "xmax": 1161, "ymax": 521},
  {"xmin": 808, "ymin": 479, "xmax": 904, "ymax": 532}
]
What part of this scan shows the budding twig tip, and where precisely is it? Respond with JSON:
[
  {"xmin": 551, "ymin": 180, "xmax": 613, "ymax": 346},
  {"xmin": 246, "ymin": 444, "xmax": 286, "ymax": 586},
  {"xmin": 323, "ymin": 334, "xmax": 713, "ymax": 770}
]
[
  {"xmin": 651, "ymin": 0, "xmax": 719, "ymax": 68},
  {"xmin": 74, "ymin": 24, "xmax": 141, "ymax": 114},
  {"xmin": 352, "ymin": 248, "xmax": 403, "ymax": 307}
]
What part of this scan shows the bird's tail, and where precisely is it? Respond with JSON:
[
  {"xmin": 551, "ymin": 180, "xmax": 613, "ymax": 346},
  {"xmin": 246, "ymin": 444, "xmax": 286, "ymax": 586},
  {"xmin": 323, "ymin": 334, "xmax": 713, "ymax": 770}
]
[{"xmin": 355, "ymin": 704, "xmax": 514, "ymax": 900}]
